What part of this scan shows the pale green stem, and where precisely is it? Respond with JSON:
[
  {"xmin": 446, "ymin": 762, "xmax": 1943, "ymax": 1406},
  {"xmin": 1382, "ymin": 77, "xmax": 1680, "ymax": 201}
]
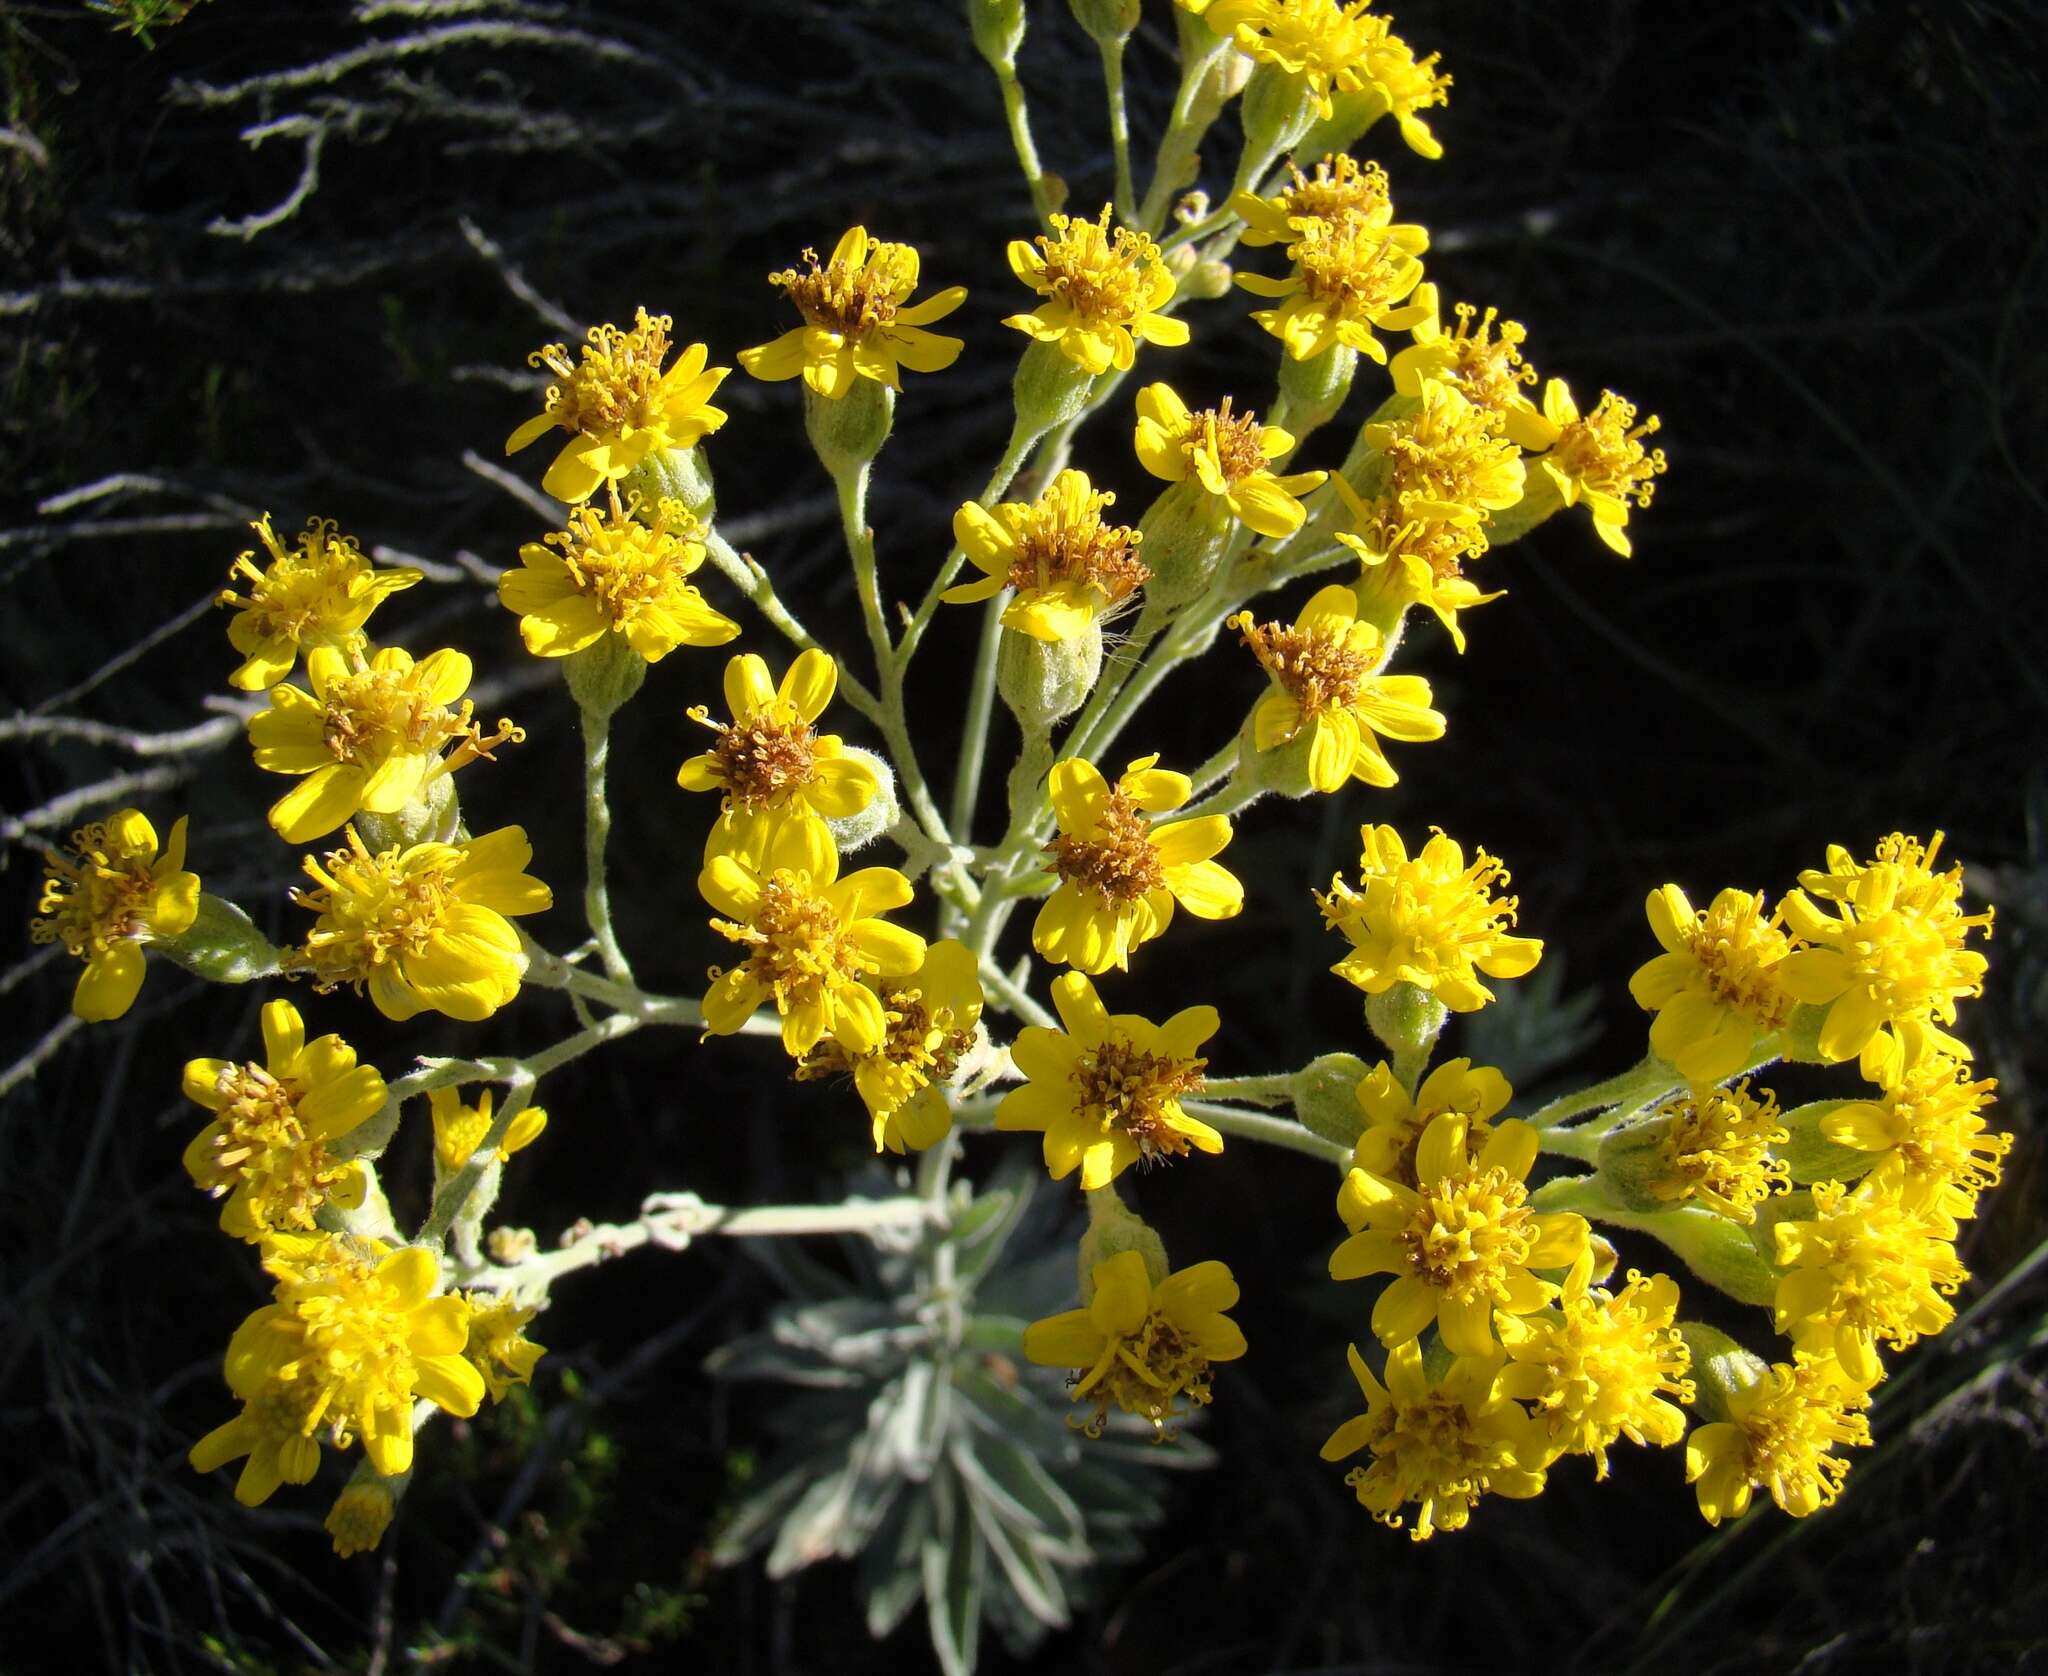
[
  {"xmin": 949, "ymin": 593, "xmax": 1008, "ymax": 840},
  {"xmin": 991, "ymin": 56, "xmax": 1059, "ymax": 226},
  {"xmin": 1168, "ymin": 772, "xmax": 1259, "ymax": 828},
  {"xmin": 1180, "ymin": 1099, "xmax": 1350, "ymax": 1167},
  {"xmin": 1539, "ymin": 1126, "xmax": 1606, "ymax": 1163},
  {"xmin": 896, "ymin": 415, "xmax": 1041, "ymax": 669},
  {"xmin": 1525, "ymin": 1053, "xmax": 1681, "ymax": 1129},
  {"xmin": 1138, "ymin": 29, "xmax": 1228, "ymax": 234},
  {"xmin": 578, "ymin": 703, "xmax": 633, "ymax": 985},
  {"xmin": 1101, "ymin": 36, "xmax": 1136, "ymax": 224},
  {"xmin": 834, "ymin": 458, "xmax": 894, "ymax": 675},
  {"xmin": 701, "ymin": 527, "xmax": 884, "ymax": 724},
  {"xmin": 977, "ymin": 954, "xmax": 1056, "ymax": 1029},
  {"xmin": 1188, "ymin": 736, "xmax": 1241, "ymax": 797},
  {"xmin": 1200, "ymin": 1073, "xmax": 1294, "ymax": 1108}
]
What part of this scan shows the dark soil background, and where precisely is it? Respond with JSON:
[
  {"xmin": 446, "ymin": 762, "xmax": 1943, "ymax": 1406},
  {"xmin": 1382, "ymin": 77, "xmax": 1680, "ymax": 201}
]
[{"xmin": 4, "ymin": 1, "xmax": 2047, "ymax": 1671}]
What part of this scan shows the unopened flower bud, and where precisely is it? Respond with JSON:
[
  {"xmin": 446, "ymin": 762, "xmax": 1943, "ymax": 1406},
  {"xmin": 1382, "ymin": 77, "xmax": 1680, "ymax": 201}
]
[
  {"xmin": 999, "ymin": 619, "xmax": 1103, "ymax": 729},
  {"xmin": 626, "ymin": 444, "xmax": 716, "ymax": 524},
  {"xmin": 969, "ymin": 0, "xmax": 1025, "ymax": 67},
  {"xmin": 1179, "ymin": 258, "xmax": 1235, "ymax": 301},
  {"xmin": 1290, "ymin": 1052, "xmax": 1373, "ymax": 1148},
  {"xmin": 1067, "ymin": 0, "xmax": 1139, "ymax": 44},
  {"xmin": 805, "ymin": 378, "xmax": 895, "ymax": 476},
  {"xmin": 1012, "ymin": 339, "xmax": 1095, "ymax": 437},
  {"xmin": 352, "ymin": 772, "xmax": 460, "ymax": 852}
]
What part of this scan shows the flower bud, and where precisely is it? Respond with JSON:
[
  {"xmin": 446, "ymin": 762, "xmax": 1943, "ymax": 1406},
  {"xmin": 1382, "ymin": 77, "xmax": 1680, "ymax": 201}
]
[
  {"xmin": 1067, "ymin": 0, "xmax": 1139, "ymax": 44},
  {"xmin": 562, "ymin": 627, "xmax": 648, "ymax": 719},
  {"xmin": 826, "ymin": 747, "xmax": 898, "ymax": 853},
  {"xmin": 1290, "ymin": 1051, "xmax": 1373, "ymax": 1148},
  {"xmin": 626, "ymin": 444, "xmax": 716, "ymax": 524},
  {"xmin": 805, "ymin": 378, "xmax": 895, "ymax": 476},
  {"xmin": 1134, "ymin": 478, "xmax": 1231, "ymax": 615},
  {"xmin": 1677, "ymin": 1322, "xmax": 1768, "ymax": 1424},
  {"xmin": 351, "ymin": 772, "xmax": 460, "ymax": 852},
  {"xmin": 1179, "ymin": 258, "xmax": 1236, "ymax": 301},
  {"xmin": 1011, "ymin": 339, "xmax": 1095, "ymax": 437},
  {"xmin": 969, "ymin": 0, "xmax": 1025, "ymax": 67},
  {"xmin": 1365, "ymin": 981, "xmax": 1448, "ymax": 1069},
  {"xmin": 999, "ymin": 619, "xmax": 1102, "ymax": 729},
  {"xmin": 1239, "ymin": 62, "xmax": 1318, "ymax": 178},
  {"xmin": 158, "ymin": 892, "xmax": 283, "ymax": 985},
  {"xmin": 1077, "ymin": 1189, "xmax": 1169, "ymax": 1302},
  {"xmin": 1278, "ymin": 341, "xmax": 1357, "ymax": 435},
  {"xmin": 1774, "ymin": 1098, "xmax": 1876, "ymax": 1186}
]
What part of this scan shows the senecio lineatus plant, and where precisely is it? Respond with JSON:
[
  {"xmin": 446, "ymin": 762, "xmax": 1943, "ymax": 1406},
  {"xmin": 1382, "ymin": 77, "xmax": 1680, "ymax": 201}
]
[{"xmin": 28, "ymin": 0, "xmax": 2010, "ymax": 1657}]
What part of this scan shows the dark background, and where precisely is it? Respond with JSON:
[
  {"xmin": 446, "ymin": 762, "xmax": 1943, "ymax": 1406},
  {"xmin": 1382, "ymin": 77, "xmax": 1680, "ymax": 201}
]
[{"xmin": 4, "ymin": 0, "xmax": 2047, "ymax": 1670}]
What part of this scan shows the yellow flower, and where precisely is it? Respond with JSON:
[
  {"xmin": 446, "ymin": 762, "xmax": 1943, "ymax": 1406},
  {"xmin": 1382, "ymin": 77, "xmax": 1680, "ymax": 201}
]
[
  {"xmin": 737, "ymin": 225, "xmax": 967, "ymax": 398},
  {"xmin": 247, "ymin": 646, "xmax": 523, "ymax": 845},
  {"xmin": 995, "ymin": 970, "xmax": 1220, "ymax": 1190},
  {"xmin": 1821, "ymin": 1052, "xmax": 2008, "ymax": 1218},
  {"xmin": 698, "ymin": 814, "xmax": 926, "ymax": 1058},
  {"xmin": 190, "ymin": 1236, "xmax": 483, "ymax": 1503},
  {"xmin": 1315, "ymin": 824, "xmax": 1542, "ymax": 1011},
  {"xmin": 498, "ymin": 492, "xmax": 738, "ymax": 662},
  {"xmin": 1235, "ymin": 214, "xmax": 1429, "ymax": 362},
  {"xmin": 1635, "ymin": 1080, "xmax": 1791, "ymax": 1222},
  {"xmin": 1685, "ymin": 1354, "xmax": 1872, "ymax": 1524},
  {"xmin": 1331, "ymin": 1111, "xmax": 1588, "ymax": 1354},
  {"xmin": 1628, "ymin": 884, "xmax": 1795, "ymax": 1083},
  {"xmin": 1776, "ymin": 832, "xmax": 1993, "ymax": 1084},
  {"xmin": 1320, "ymin": 1338, "xmax": 1549, "ymax": 1541},
  {"xmin": 1229, "ymin": 583, "xmax": 1445, "ymax": 792},
  {"xmin": 1350, "ymin": 519, "xmax": 1499, "ymax": 653},
  {"xmin": 1519, "ymin": 378, "xmax": 1667, "ymax": 557},
  {"xmin": 32, "ymin": 808, "xmax": 200, "ymax": 1021},
  {"xmin": 796, "ymin": 940, "xmax": 984, "ymax": 1154},
  {"xmin": 1387, "ymin": 283, "xmax": 1546, "ymax": 443},
  {"xmin": 326, "ymin": 1479, "xmax": 397, "ymax": 1557},
  {"xmin": 1773, "ymin": 1156, "xmax": 1968, "ymax": 1387},
  {"xmin": 1501, "ymin": 1250, "xmax": 1694, "ymax": 1478},
  {"xmin": 1023, "ymin": 1249, "xmax": 1246, "ymax": 1437},
  {"xmin": 218, "ymin": 514, "xmax": 421, "ymax": 691},
  {"xmin": 428, "ymin": 1086, "xmax": 547, "ymax": 1173},
  {"xmin": 1230, "ymin": 153, "xmax": 1428, "ymax": 252},
  {"xmin": 1003, "ymin": 205, "xmax": 1190, "ymax": 376},
  {"xmin": 461, "ymin": 1294, "xmax": 546, "ymax": 1401},
  {"xmin": 942, "ymin": 469, "xmax": 1150, "ymax": 641},
  {"xmin": 291, "ymin": 825, "xmax": 552, "ymax": 1022},
  {"xmin": 505, "ymin": 308, "xmax": 730, "ymax": 503},
  {"xmin": 1198, "ymin": 0, "xmax": 1377, "ymax": 120},
  {"xmin": 1135, "ymin": 382, "xmax": 1327, "ymax": 538},
  {"xmin": 1355, "ymin": 21, "xmax": 1453, "ymax": 159},
  {"xmin": 1034, "ymin": 753, "xmax": 1243, "ymax": 974},
  {"xmin": 1351, "ymin": 1055, "xmax": 1511, "ymax": 1186},
  {"xmin": 181, "ymin": 998, "xmax": 387, "ymax": 1239}
]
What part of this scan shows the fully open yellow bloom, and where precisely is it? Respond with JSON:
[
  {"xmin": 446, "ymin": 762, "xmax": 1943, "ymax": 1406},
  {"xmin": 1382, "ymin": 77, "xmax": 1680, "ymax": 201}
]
[
  {"xmin": 1821, "ymin": 1052, "xmax": 2008, "ymax": 1217},
  {"xmin": 699, "ymin": 814, "xmax": 926, "ymax": 1058},
  {"xmin": 1024, "ymin": 1249, "xmax": 1245, "ymax": 1437},
  {"xmin": 1773, "ymin": 1156, "xmax": 1968, "ymax": 1387},
  {"xmin": 1321, "ymin": 1339, "xmax": 1549, "ymax": 1541},
  {"xmin": 738, "ymin": 226, "xmax": 966, "ymax": 398},
  {"xmin": 1231, "ymin": 153, "xmax": 1428, "ymax": 252},
  {"xmin": 943, "ymin": 469, "xmax": 1149, "ymax": 641},
  {"xmin": 1685, "ymin": 1354, "xmax": 1872, "ymax": 1524},
  {"xmin": 1501, "ymin": 1249, "xmax": 1693, "ymax": 1478},
  {"xmin": 996, "ymin": 970, "xmax": 1220, "ymax": 1190},
  {"xmin": 1316, "ymin": 825, "xmax": 1542, "ymax": 1011},
  {"xmin": 1003, "ymin": 206, "xmax": 1189, "ymax": 375},
  {"xmin": 1135, "ymin": 383, "xmax": 1326, "ymax": 538},
  {"xmin": 1332, "ymin": 1111, "xmax": 1588, "ymax": 1354},
  {"xmin": 1776, "ymin": 832, "xmax": 1993, "ymax": 1084},
  {"xmin": 1235, "ymin": 214, "xmax": 1429, "ymax": 362},
  {"xmin": 1387, "ymin": 283, "xmax": 1546, "ymax": 442},
  {"xmin": 292, "ymin": 825, "xmax": 551, "ymax": 1022},
  {"xmin": 190, "ymin": 1236, "xmax": 482, "ymax": 1503},
  {"xmin": 1035, "ymin": 753, "xmax": 1243, "ymax": 974},
  {"xmin": 797, "ymin": 940, "xmax": 983, "ymax": 1154},
  {"xmin": 32, "ymin": 808, "xmax": 200, "ymax": 1021},
  {"xmin": 1629, "ymin": 884, "xmax": 1795, "ymax": 1083},
  {"xmin": 218, "ymin": 514, "xmax": 421, "ymax": 691},
  {"xmin": 1518, "ymin": 378, "xmax": 1666, "ymax": 557},
  {"xmin": 429, "ymin": 1086, "xmax": 547, "ymax": 1173},
  {"xmin": 1636, "ymin": 1080, "xmax": 1791, "ymax": 1222},
  {"xmin": 1200, "ymin": 1, "xmax": 1443, "ymax": 138},
  {"xmin": 326, "ymin": 1479, "xmax": 397, "ymax": 1557},
  {"xmin": 181, "ymin": 999, "xmax": 387, "ymax": 1239},
  {"xmin": 499, "ymin": 492, "xmax": 738, "ymax": 661},
  {"xmin": 1230, "ymin": 583, "xmax": 1444, "ymax": 792},
  {"xmin": 505, "ymin": 308, "xmax": 729, "ymax": 503},
  {"xmin": 461, "ymin": 1294, "xmax": 546, "ymax": 1401},
  {"xmin": 1351, "ymin": 1055, "xmax": 1511, "ymax": 1186},
  {"xmin": 248, "ymin": 646, "xmax": 522, "ymax": 844}
]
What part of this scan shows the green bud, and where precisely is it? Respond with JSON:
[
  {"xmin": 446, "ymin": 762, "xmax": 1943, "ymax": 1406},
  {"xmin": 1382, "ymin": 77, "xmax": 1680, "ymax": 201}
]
[
  {"xmin": 1628, "ymin": 1205, "xmax": 1780, "ymax": 1307},
  {"xmin": 1179, "ymin": 257, "xmax": 1235, "ymax": 301},
  {"xmin": 158, "ymin": 892, "xmax": 283, "ymax": 985},
  {"xmin": 1774, "ymin": 1099, "xmax": 1876, "ymax": 1186},
  {"xmin": 1077, "ymin": 1188, "xmax": 1169, "ymax": 1302},
  {"xmin": 805, "ymin": 378, "xmax": 895, "ymax": 476},
  {"xmin": 1365, "ymin": 981, "xmax": 1447, "ymax": 1076},
  {"xmin": 826, "ymin": 747, "xmax": 898, "ymax": 853},
  {"xmin": 969, "ymin": 0, "xmax": 1024, "ymax": 67},
  {"xmin": 1290, "ymin": 1052, "xmax": 1372, "ymax": 1148},
  {"xmin": 999, "ymin": 621, "xmax": 1102, "ymax": 730},
  {"xmin": 1134, "ymin": 478, "xmax": 1231, "ymax": 615},
  {"xmin": 1277, "ymin": 341, "xmax": 1357, "ymax": 436},
  {"xmin": 1677, "ymin": 1322, "xmax": 1768, "ymax": 1423},
  {"xmin": 626, "ymin": 444, "xmax": 716, "ymax": 523},
  {"xmin": 563, "ymin": 628, "xmax": 647, "ymax": 719},
  {"xmin": 1067, "ymin": 0, "xmax": 1139, "ymax": 43},
  {"xmin": 1238, "ymin": 62, "xmax": 1318, "ymax": 180},
  {"xmin": 1011, "ymin": 340, "xmax": 1094, "ymax": 437},
  {"xmin": 352, "ymin": 772, "xmax": 459, "ymax": 852}
]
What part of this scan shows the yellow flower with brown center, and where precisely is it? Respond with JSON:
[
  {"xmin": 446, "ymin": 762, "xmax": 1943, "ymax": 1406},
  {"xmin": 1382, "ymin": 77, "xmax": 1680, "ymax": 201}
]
[
  {"xmin": 1519, "ymin": 378, "xmax": 1667, "ymax": 557},
  {"xmin": 796, "ymin": 940, "xmax": 984, "ymax": 1154},
  {"xmin": 1821, "ymin": 1052, "xmax": 2008, "ymax": 1218},
  {"xmin": 1351, "ymin": 1055, "xmax": 1511, "ymax": 1186},
  {"xmin": 1388, "ymin": 283, "xmax": 1546, "ymax": 441},
  {"xmin": 505, "ymin": 307, "xmax": 730, "ymax": 503},
  {"xmin": 1634, "ymin": 1080, "xmax": 1791, "ymax": 1222},
  {"xmin": 1231, "ymin": 152, "xmax": 1428, "ymax": 253},
  {"xmin": 1235, "ymin": 214, "xmax": 1429, "ymax": 363},
  {"xmin": 218, "ymin": 514, "xmax": 421, "ymax": 691},
  {"xmin": 698, "ymin": 814, "xmax": 926, "ymax": 1058},
  {"xmin": 1315, "ymin": 824, "xmax": 1542, "ymax": 1011},
  {"xmin": 1501, "ymin": 1250, "xmax": 1694, "ymax": 1478},
  {"xmin": 1035, "ymin": 753, "xmax": 1243, "ymax": 974},
  {"xmin": 291, "ymin": 825, "xmax": 551, "ymax": 1022},
  {"xmin": 995, "ymin": 970, "xmax": 1220, "ymax": 1189},
  {"xmin": 460, "ymin": 1294, "xmax": 546, "ymax": 1401},
  {"xmin": 1773, "ymin": 1156, "xmax": 1968, "ymax": 1387},
  {"xmin": 247, "ymin": 645, "xmax": 522, "ymax": 845},
  {"xmin": 326, "ymin": 1479, "xmax": 397, "ymax": 1557},
  {"xmin": 498, "ymin": 492, "xmax": 738, "ymax": 662},
  {"xmin": 32, "ymin": 808, "xmax": 200, "ymax": 1021},
  {"xmin": 737, "ymin": 226, "xmax": 967, "ymax": 398},
  {"xmin": 1628, "ymin": 884, "xmax": 1795, "ymax": 1083},
  {"xmin": 1230, "ymin": 583, "xmax": 1445, "ymax": 792},
  {"xmin": 428, "ymin": 1086, "xmax": 548, "ymax": 1173},
  {"xmin": 1776, "ymin": 832, "xmax": 1993, "ymax": 1084},
  {"xmin": 1024, "ymin": 1249, "xmax": 1246, "ymax": 1437},
  {"xmin": 942, "ymin": 469, "xmax": 1150, "ymax": 641},
  {"xmin": 181, "ymin": 999, "xmax": 388, "ymax": 1240},
  {"xmin": 1003, "ymin": 205, "xmax": 1190, "ymax": 376},
  {"xmin": 1331, "ymin": 1111, "xmax": 1588, "ymax": 1354},
  {"xmin": 1685, "ymin": 1354, "xmax": 1872, "ymax": 1524},
  {"xmin": 1134, "ymin": 383, "xmax": 1327, "ymax": 539},
  {"xmin": 1320, "ymin": 1338, "xmax": 1549, "ymax": 1542}
]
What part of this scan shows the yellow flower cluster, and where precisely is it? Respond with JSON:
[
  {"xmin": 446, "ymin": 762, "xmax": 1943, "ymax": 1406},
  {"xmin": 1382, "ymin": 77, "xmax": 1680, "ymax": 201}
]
[{"xmin": 1004, "ymin": 205, "xmax": 1188, "ymax": 375}]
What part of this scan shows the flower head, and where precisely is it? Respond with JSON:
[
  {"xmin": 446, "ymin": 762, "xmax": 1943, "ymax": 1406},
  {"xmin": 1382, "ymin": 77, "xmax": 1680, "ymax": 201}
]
[
  {"xmin": 738, "ymin": 226, "xmax": 966, "ymax": 398},
  {"xmin": 1629, "ymin": 884, "xmax": 1795, "ymax": 1083},
  {"xmin": 1135, "ymin": 383, "xmax": 1327, "ymax": 539},
  {"xmin": 181, "ymin": 999, "xmax": 387, "ymax": 1239},
  {"xmin": 1685, "ymin": 1354, "xmax": 1872, "ymax": 1524},
  {"xmin": 1025, "ymin": 1249, "xmax": 1245, "ymax": 1437},
  {"xmin": 1231, "ymin": 153, "xmax": 1427, "ymax": 252},
  {"xmin": 1821, "ymin": 1052, "xmax": 2008, "ymax": 1218},
  {"xmin": 1635, "ymin": 1080, "xmax": 1791, "ymax": 1222},
  {"xmin": 461, "ymin": 1294, "xmax": 546, "ymax": 1401},
  {"xmin": 996, "ymin": 970, "xmax": 1220, "ymax": 1190},
  {"xmin": 1035, "ymin": 753, "xmax": 1243, "ymax": 974},
  {"xmin": 326, "ymin": 1480, "xmax": 397, "ymax": 1557},
  {"xmin": 1230, "ymin": 583, "xmax": 1444, "ymax": 792},
  {"xmin": 1352, "ymin": 1055, "xmax": 1511, "ymax": 1186},
  {"xmin": 1316, "ymin": 825, "xmax": 1542, "ymax": 1011},
  {"xmin": 943, "ymin": 469, "xmax": 1149, "ymax": 641},
  {"xmin": 291, "ymin": 825, "xmax": 551, "ymax": 1022},
  {"xmin": 1003, "ymin": 205, "xmax": 1189, "ymax": 375},
  {"xmin": 506, "ymin": 308, "xmax": 729, "ymax": 503},
  {"xmin": 32, "ymin": 808, "xmax": 200, "ymax": 1021},
  {"xmin": 1520, "ymin": 378, "xmax": 1666, "ymax": 557},
  {"xmin": 218, "ymin": 514, "xmax": 421, "ymax": 691},
  {"xmin": 1388, "ymin": 284, "xmax": 1545, "ymax": 441},
  {"xmin": 429, "ymin": 1085, "xmax": 547, "ymax": 1173},
  {"xmin": 1235, "ymin": 215, "xmax": 1428, "ymax": 363}
]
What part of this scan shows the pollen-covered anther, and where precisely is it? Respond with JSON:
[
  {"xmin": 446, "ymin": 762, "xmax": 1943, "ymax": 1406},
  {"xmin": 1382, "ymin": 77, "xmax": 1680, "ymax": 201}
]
[
  {"xmin": 1552, "ymin": 390, "xmax": 1668, "ymax": 509},
  {"xmin": 1070, "ymin": 1036, "xmax": 1207, "ymax": 1164},
  {"xmin": 1046, "ymin": 790, "xmax": 1167, "ymax": 903},
  {"xmin": 1008, "ymin": 491, "xmax": 1149, "ymax": 604},
  {"xmin": 1442, "ymin": 302, "xmax": 1537, "ymax": 409},
  {"xmin": 1192, "ymin": 398, "xmax": 1273, "ymax": 484},
  {"xmin": 715, "ymin": 874, "xmax": 866, "ymax": 1002},
  {"xmin": 529, "ymin": 307, "xmax": 677, "ymax": 437},
  {"xmin": 773, "ymin": 241, "xmax": 915, "ymax": 337},
  {"xmin": 692, "ymin": 707, "xmax": 819, "ymax": 808},
  {"xmin": 1233, "ymin": 613, "xmax": 1379, "ymax": 727}
]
